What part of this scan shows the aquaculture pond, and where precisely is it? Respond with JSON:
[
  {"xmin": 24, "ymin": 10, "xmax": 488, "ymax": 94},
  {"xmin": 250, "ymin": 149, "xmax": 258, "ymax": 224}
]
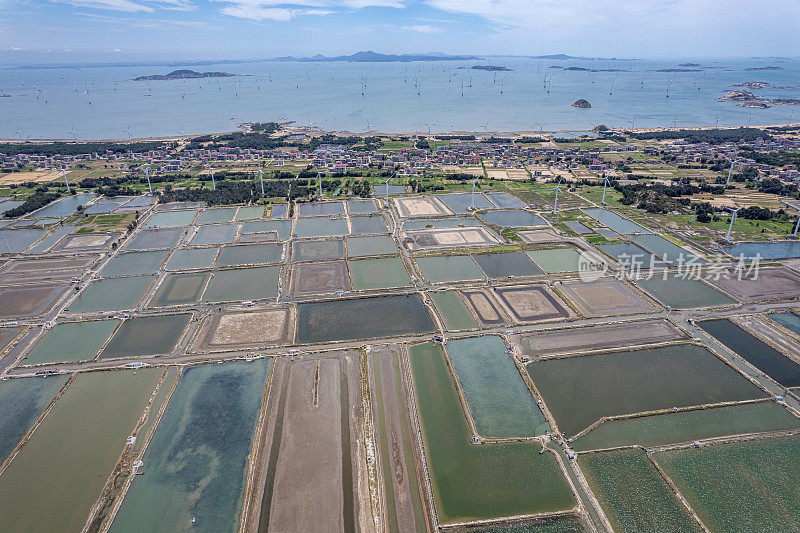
[
  {"xmin": 126, "ymin": 227, "xmax": 184, "ymax": 250},
  {"xmin": 297, "ymin": 201, "xmax": 344, "ymax": 217},
  {"xmin": 202, "ymin": 266, "xmax": 279, "ymax": 303},
  {"xmin": 446, "ymin": 336, "xmax": 549, "ymax": 437},
  {"xmin": 526, "ymin": 248, "xmax": 586, "ymax": 272},
  {"xmin": 598, "ymin": 242, "xmax": 669, "ymax": 268},
  {"xmin": 473, "ymin": 251, "xmax": 543, "ymax": 278},
  {"xmin": 431, "ymin": 291, "xmax": 479, "ymax": 331},
  {"xmin": 240, "ymin": 219, "xmax": 290, "ymax": 240},
  {"xmin": 485, "ymin": 192, "xmax": 527, "ymax": 209},
  {"xmin": 572, "ymin": 401, "xmax": 800, "ymax": 452},
  {"xmin": 632, "ymin": 234, "xmax": 707, "ymax": 264},
  {"xmin": 235, "ymin": 205, "xmax": 266, "ymax": 220},
  {"xmin": 409, "ymin": 343, "xmax": 574, "ymax": 524},
  {"xmin": 146, "ymin": 209, "xmax": 196, "ymax": 227},
  {"xmin": 165, "ymin": 247, "xmax": 218, "ymax": 270},
  {"xmin": 67, "ymin": 275, "xmax": 155, "ymax": 313},
  {"xmin": 348, "ymin": 257, "xmax": 411, "ymax": 290},
  {"xmin": 402, "ymin": 217, "xmax": 482, "ymax": 230},
  {"xmin": 346, "ymin": 198, "xmax": 378, "ymax": 214},
  {"xmin": 416, "ymin": 255, "xmax": 485, "ymax": 283},
  {"xmin": 216, "ymin": 243, "xmax": 283, "ymax": 266},
  {"xmin": 578, "ymin": 448, "xmax": 701, "ymax": 533},
  {"xmin": 24, "ymin": 319, "xmax": 119, "ymax": 365},
  {"xmin": 195, "ymin": 207, "xmax": 237, "ymax": 224},
  {"xmin": 0, "ymin": 368, "xmax": 163, "ymax": 532},
  {"xmin": 481, "ymin": 210, "xmax": 545, "ymax": 228},
  {"xmin": 191, "ymin": 223, "xmax": 237, "ymax": 245},
  {"xmin": 770, "ymin": 312, "xmax": 800, "ymax": 336},
  {"xmin": 467, "ymin": 516, "xmax": 587, "ymax": 533},
  {"xmin": 725, "ymin": 240, "xmax": 800, "ymax": 260},
  {"xmin": 100, "ymin": 313, "xmax": 191, "ymax": 359},
  {"xmin": 291, "ymin": 238, "xmax": 344, "ymax": 261},
  {"xmin": 435, "ymin": 192, "xmax": 494, "ymax": 213},
  {"xmin": 655, "ymin": 434, "xmax": 800, "ymax": 532},
  {"xmin": 699, "ymin": 319, "xmax": 800, "ymax": 387},
  {"xmin": 527, "ymin": 344, "xmax": 764, "ymax": 438},
  {"xmin": 0, "ymin": 228, "xmax": 47, "ymax": 253},
  {"xmin": 636, "ymin": 274, "xmax": 735, "ymax": 309},
  {"xmin": 564, "ymin": 220, "xmax": 592, "ymax": 234},
  {"xmin": 0, "ymin": 374, "xmax": 69, "ymax": 463},
  {"xmin": 270, "ymin": 205, "xmax": 287, "ymax": 219},
  {"xmin": 297, "ymin": 294, "xmax": 434, "ymax": 343},
  {"xmin": 345, "ymin": 235, "xmax": 397, "ymax": 256},
  {"xmin": 25, "ymin": 225, "xmax": 73, "ymax": 254},
  {"xmin": 349, "ymin": 214, "xmax": 388, "ymax": 234},
  {"xmin": 149, "ymin": 272, "xmax": 210, "ymax": 307},
  {"xmin": 101, "ymin": 250, "xmax": 170, "ymax": 277},
  {"xmin": 32, "ymin": 192, "xmax": 96, "ymax": 218},
  {"xmin": 111, "ymin": 360, "xmax": 270, "ymax": 533},
  {"xmin": 584, "ymin": 208, "xmax": 650, "ymax": 234},
  {"xmin": 294, "ymin": 217, "xmax": 349, "ymax": 238}
]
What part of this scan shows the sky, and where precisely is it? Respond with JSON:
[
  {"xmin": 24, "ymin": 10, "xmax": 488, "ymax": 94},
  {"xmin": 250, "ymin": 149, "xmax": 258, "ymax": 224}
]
[{"xmin": 2, "ymin": 0, "xmax": 799, "ymax": 63}]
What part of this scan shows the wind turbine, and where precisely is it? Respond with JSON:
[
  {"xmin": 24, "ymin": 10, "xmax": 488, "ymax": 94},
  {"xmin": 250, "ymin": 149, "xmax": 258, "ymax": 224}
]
[
  {"xmin": 144, "ymin": 165, "xmax": 152, "ymax": 194},
  {"xmin": 61, "ymin": 165, "xmax": 71, "ymax": 192},
  {"xmin": 69, "ymin": 125, "xmax": 78, "ymax": 142},
  {"xmin": 550, "ymin": 177, "xmax": 563, "ymax": 215},
  {"xmin": 258, "ymin": 162, "xmax": 265, "ymax": 196},
  {"xmin": 725, "ymin": 206, "xmax": 742, "ymax": 242},
  {"xmin": 124, "ymin": 126, "xmax": 132, "ymax": 141},
  {"xmin": 381, "ymin": 175, "xmax": 393, "ymax": 205},
  {"xmin": 782, "ymin": 200, "xmax": 800, "ymax": 237},
  {"xmin": 470, "ymin": 178, "xmax": 480, "ymax": 209},
  {"xmin": 725, "ymin": 160, "xmax": 735, "ymax": 187},
  {"xmin": 208, "ymin": 165, "xmax": 216, "ymax": 191},
  {"xmin": 316, "ymin": 172, "xmax": 324, "ymax": 198},
  {"xmin": 601, "ymin": 172, "xmax": 611, "ymax": 205}
]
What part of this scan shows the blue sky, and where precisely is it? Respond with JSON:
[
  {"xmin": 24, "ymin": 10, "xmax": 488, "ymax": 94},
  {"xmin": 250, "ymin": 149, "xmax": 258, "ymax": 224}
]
[{"xmin": 2, "ymin": 0, "xmax": 799, "ymax": 63}]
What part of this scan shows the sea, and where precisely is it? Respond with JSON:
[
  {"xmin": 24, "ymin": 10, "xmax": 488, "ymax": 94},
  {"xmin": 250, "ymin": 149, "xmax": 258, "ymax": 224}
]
[{"xmin": 1, "ymin": 57, "xmax": 798, "ymax": 140}]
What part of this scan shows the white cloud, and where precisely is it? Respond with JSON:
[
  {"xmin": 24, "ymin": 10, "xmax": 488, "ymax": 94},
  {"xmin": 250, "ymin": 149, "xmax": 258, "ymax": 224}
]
[
  {"xmin": 214, "ymin": 0, "xmax": 405, "ymax": 21},
  {"xmin": 401, "ymin": 24, "xmax": 442, "ymax": 33},
  {"xmin": 51, "ymin": 0, "xmax": 154, "ymax": 12}
]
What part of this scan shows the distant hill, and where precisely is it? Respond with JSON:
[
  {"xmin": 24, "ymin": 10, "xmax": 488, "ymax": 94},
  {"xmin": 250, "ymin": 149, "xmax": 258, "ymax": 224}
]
[
  {"xmin": 134, "ymin": 69, "xmax": 237, "ymax": 81},
  {"xmin": 274, "ymin": 51, "xmax": 480, "ymax": 63}
]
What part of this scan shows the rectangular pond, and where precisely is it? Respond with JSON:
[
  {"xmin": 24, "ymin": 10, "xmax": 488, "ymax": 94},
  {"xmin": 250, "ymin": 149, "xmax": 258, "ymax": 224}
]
[
  {"xmin": 297, "ymin": 294, "xmax": 434, "ymax": 343},
  {"xmin": 346, "ymin": 235, "xmax": 397, "ymax": 257},
  {"xmin": 446, "ymin": 336, "xmax": 549, "ymax": 437},
  {"xmin": 473, "ymin": 251, "xmax": 543, "ymax": 278},
  {"xmin": 636, "ymin": 274, "xmax": 735, "ymax": 309},
  {"xmin": 348, "ymin": 257, "xmax": 411, "ymax": 290},
  {"xmin": 297, "ymin": 201, "xmax": 345, "ymax": 217},
  {"xmin": 240, "ymin": 220, "xmax": 290, "ymax": 240},
  {"xmin": 579, "ymin": 448, "xmax": 701, "ymax": 533},
  {"xmin": 632, "ymin": 234, "xmax": 707, "ymax": 265},
  {"xmin": 101, "ymin": 250, "xmax": 169, "ymax": 277},
  {"xmin": 572, "ymin": 401, "xmax": 800, "ymax": 452},
  {"xmin": 235, "ymin": 205, "xmax": 266, "ymax": 220},
  {"xmin": 202, "ymin": 266, "xmax": 279, "ymax": 303},
  {"xmin": 0, "ymin": 228, "xmax": 47, "ymax": 253},
  {"xmin": 699, "ymin": 319, "xmax": 800, "ymax": 387},
  {"xmin": 111, "ymin": 360, "xmax": 270, "ymax": 533},
  {"xmin": 485, "ymin": 192, "xmax": 527, "ymax": 209},
  {"xmin": 165, "ymin": 247, "xmax": 218, "ymax": 270},
  {"xmin": 67, "ymin": 275, "xmax": 154, "ymax": 313},
  {"xmin": 217, "ymin": 243, "xmax": 283, "ymax": 266},
  {"xmin": 126, "ymin": 227, "xmax": 184, "ymax": 250},
  {"xmin": 32, "ymin": 192, "xmax": 96, "ymax": 218},
  {"xmin": 294, "ymin": 217, "xmax": 349, "ymax": 238},
  {"xmin": 770, "ymin": 312, "xmax": 800, "ymax": 336},
  {"xmin": 190, "ymin": 223, "xmax": 237, "ymax": 245},
  {"xmin": 349, "ymin": 214, "xmax": 388, "ymax": 235},
  {"xmin": 435, "ymin": 192, "xmax": 494, "ymax": 213},
  {"xmin": 416, "ymin": 255, "xmax": 485, "ymax": 283},
  {"xmin": 526, "ymin": 248, "xmax": 585, "ymax": 273},
  {"xmin": 0, "ymin": 368, "xmax": 163, "ymax": 533},
  {"xmin": 149, "ymin": 272, "xmax": 210, "ymax": 307},
  {"xmin": 584, "ymin": 208, "xmax": 651, "ymax": 234},
  {"xmin": 24, "ymin": 319, "xmax": 119, "ymax": 365},
  {"xmin": 145, "ymin": 209, "xmax": 195, "ymax": 227},
  {"xmin": 655, "ymin": 434, "xmax": 800, "ymax": 532},
  {"xmin": 346, "ymin": 198, "xmax": 378, "ymax": 214},
  {"xmin": 430, "ymin": 291, "xmax": 479, "ymax": 331},
  {"xmin": 480, "ymin": 210, "xmax": 545, "ymax": 228},
  {"xmin": 100, "ymin": 313, "xmax": 191, "ymax": 359},
  {"xmin": 598, "ymin": 242, "xmax": 669, "ymax": 268},
  {"xmin": 195, "ymin": 207, "xmax": 238, "ymax": 224},
  {"xmin": 409, "ymin": 342, "xmax": 574, "ymax": 524},
  {"xmin": 291, "ymin": 238, "xmax": 344, "ymax": 262},
  {"xmin": 527, "ymin": 344, "xmax": 765, "ymax": 438}
]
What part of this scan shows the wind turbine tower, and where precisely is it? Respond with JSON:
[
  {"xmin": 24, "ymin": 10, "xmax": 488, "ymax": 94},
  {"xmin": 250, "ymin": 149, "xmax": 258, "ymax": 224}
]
[
  {"xmin": 61, "ymin": 166, "xmax": 71, "ymax": 193},
  {"xmin": 601, "ymin": 172, "xmax": 611, "ymax": 205},
  {"xmin": 144, "ymin": 165, "xmax": 152, "ymax": 194},
  {"xmin": 726, "ymin": 206, "xmax": 742, "ymax": 242}
]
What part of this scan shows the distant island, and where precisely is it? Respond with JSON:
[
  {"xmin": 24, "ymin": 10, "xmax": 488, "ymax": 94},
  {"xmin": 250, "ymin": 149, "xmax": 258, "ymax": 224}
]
[
  {"xmin": 655, "ymin": 68, "xmax": 702, "ymax": 72},
  {"xmin": 720, "ymin": 89, "xmax": 800, "ymax": 108},
  {"xmin": 273, "ymin": 51, "xmax": 480, "ymax": 63},
  {"xmin": 572, "ymin": 99, "xmax": 592, "ymax": 108},
  {"xmin": 464, "ymin": 65, "xmax": 513, "ymax": 72},
  {"xmin": 678, "ymin": 63, "xmax": 703, "ymax": 67},
  {"xmin": 744, "ymin": 66, "xmax": 783, "ymax": 71},
  {"xmin": 134, "ymin": 69, "xmax": 237, "ymax": 81}
]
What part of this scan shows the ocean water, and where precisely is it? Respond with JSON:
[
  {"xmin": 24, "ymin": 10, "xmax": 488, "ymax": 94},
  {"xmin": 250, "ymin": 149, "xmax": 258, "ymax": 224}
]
[{"xmin": 1, "ymin": 57, "xmax": 798, "ymax": 140}]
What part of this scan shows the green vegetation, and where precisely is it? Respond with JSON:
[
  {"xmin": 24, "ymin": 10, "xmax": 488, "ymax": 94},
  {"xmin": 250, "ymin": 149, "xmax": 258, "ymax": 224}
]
[{"xmin": 627, "ymin": 127, "xmax": 771, "ymax": 144}]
